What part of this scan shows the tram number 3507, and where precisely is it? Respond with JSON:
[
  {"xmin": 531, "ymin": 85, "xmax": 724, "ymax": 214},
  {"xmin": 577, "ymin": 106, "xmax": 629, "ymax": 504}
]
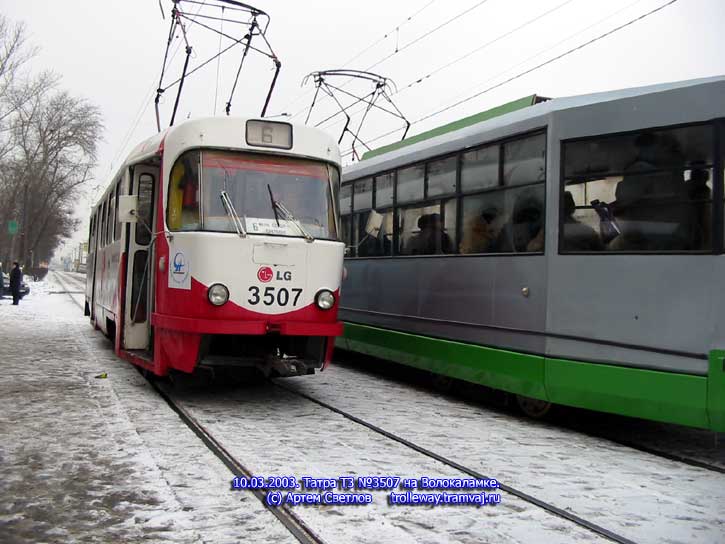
[{"xmin": 248, "ymin": 286, "xmax": 303, "ymax": 306}]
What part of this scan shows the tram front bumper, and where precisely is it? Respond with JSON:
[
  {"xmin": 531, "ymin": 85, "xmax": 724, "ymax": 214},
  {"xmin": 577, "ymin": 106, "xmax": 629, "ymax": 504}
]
[{"xmin": 151, "ymin": 313, "xmax": 343, "ymax": 337}]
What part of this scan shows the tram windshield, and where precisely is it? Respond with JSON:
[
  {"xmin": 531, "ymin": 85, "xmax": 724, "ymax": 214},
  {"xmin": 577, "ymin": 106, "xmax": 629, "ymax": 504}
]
[{"xmin": 167, "ymin": 150, "xmax": 338, "ymax": 240}]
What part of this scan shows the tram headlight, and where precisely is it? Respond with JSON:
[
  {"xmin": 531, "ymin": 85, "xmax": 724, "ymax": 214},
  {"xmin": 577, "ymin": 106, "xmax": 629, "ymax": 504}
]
[
  {"xmin": 207, "ymin": 283, "xmax": 229, "ymax": 306},
  {"xmin": 315, "ymin": 289, "xmax": 335, "ymax": 310}
]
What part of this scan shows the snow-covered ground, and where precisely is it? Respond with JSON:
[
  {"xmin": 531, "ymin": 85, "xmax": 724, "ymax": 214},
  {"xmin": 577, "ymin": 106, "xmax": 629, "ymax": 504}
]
[
  {"xmin": 1, "ymin": 272, "xmax": 723, "ymax": 543},
  {"xmin": 0, "ymin": 273, "xmax": 295, "ymax": 543},
  {"xmin": 276, "ymin": 364, "xmax": 725, "ymax": 544}
]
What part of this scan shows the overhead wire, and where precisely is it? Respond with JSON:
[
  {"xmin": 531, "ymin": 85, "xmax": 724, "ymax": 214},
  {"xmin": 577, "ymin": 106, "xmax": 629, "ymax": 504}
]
[
  {"xmin": 104, "ymin": 0, "xmax": 208, "ymax": 200},
  {"xmin": 291, "ymin": 0, "xmax": 494, "ymax": 121},
  {"xmin": 318, "ymin": 0, "xmax": 582, "ymax": 132},
  {"xmin": 397, "ymin": 0, "xmax": 579, "ymax": 95},
  {"xmin": 340, "ymin": 0, "xmax": 680, "ymax": 159},
  {"xmin": 213, "ymin": 5, "xmax": 225, "ymax": 114},
  {"xmin": 434, "ymin": 0, "xmax": 648, "ymax": 116},
  {"xmin": 276, "ymin": 0, "xmax": 438, "ymax": 116},
  {"xmin": 362, "ymin": 0, "xmax": 493, "ymax": 73},
  {"xmin": 343, "ymin": 0, "xmax": 438, "ymax": 67}
]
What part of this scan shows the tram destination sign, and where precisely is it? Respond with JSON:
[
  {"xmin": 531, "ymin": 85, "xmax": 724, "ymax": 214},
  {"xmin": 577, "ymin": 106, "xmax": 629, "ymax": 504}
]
[{"xmin": 246, "ymin": 120, "xmax": 293, "ymax": 150}]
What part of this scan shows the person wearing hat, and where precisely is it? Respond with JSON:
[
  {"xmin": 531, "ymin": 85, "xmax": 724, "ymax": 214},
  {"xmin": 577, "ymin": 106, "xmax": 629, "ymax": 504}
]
[
  {"xmin": 9, "ymin": 261, "xmax": 22, "ymax": 305},
  {"xmin": 408, "ymin": 213, "xmax": 453, "ymax": 255}
]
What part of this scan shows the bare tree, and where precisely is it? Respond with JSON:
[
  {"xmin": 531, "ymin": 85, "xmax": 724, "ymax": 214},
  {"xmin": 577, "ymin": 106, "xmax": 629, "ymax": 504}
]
[
  {"xmin": 0, "ymin": 14, "xmax": 103, "ymax": 268},
  {"xmin": 9, "ymin": 89, "xmax": 102, "ymax": 266}
]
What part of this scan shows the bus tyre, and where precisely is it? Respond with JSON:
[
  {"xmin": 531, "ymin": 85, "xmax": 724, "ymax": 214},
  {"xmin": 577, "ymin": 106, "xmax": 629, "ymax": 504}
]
[{"xmin": 515, "ymin": 395, "xmax": 552, "ymax": 419}]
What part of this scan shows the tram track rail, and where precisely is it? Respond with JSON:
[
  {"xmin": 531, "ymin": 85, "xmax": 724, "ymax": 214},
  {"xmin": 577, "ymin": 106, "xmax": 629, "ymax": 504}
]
[
  {"xmin": 54, "ymin": 272, "xmax": 85, "ymax": 309},
  {"xmin": 335, "ymin": 354, "xmax": 725, "ymax": 476},
  {"xmin": 53, "ymin": 271, "xmax": 327, "ymax": 544},
  {"xmin": 149, "ymin": 380, "xmax": 328, "ymax": 544},
  {"xmin": 273, "ymin": 380, "xmax": 637, "ymax": 544},
  {"xmin": 52, "ymin": 271, "xmax": 721, "ymax": 542}
]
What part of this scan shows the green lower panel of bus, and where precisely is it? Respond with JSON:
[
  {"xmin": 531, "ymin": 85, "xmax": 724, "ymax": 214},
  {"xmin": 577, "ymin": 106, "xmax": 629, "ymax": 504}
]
[{"xmin": 339, "ymin": 322, "xmax": 725, "ymax": 432}]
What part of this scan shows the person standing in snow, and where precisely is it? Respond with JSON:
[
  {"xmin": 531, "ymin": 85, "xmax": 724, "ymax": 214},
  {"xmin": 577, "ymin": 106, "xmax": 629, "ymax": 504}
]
[{"xmin": 10, "ymin": 261, "xmax": 22, "ymax": 305}]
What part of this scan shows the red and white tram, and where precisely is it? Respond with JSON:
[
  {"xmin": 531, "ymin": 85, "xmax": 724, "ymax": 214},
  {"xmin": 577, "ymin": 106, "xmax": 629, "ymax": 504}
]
[{"xmin": 85, "ymin": 117, "xmax": 344, "ymax": 377}]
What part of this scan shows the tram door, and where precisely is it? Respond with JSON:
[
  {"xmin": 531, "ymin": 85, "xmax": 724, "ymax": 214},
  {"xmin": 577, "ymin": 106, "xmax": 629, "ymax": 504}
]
[{"xmin": 123, "ymin": 167, "xmax": 157, "ymax": 351}]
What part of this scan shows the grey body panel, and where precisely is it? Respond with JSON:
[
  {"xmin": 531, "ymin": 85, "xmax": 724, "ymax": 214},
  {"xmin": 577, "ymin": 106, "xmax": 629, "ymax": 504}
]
[
  {"xmin": 341, "ymin": 76, "xmax": 725, "ymax": 376},
  {"xmin": 341, "ymin": 255, "xmax": 547, "ymax": 355}
]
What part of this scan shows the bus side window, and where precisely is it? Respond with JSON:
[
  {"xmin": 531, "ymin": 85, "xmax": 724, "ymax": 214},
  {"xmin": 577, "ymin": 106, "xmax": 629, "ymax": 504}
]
[
  {"xmin": 356, "ymin": 210, "xmax": 394, "ymax": 257},
  {"xmin": 562, "ymin": 124, "xmax": 714, "ymax": 252}
]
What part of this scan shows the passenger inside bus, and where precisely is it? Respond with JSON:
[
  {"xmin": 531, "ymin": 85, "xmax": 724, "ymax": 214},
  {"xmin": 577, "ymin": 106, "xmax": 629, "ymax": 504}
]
[
  {"xmin": 496, "ymin": 190, "xmax": 544, "ymax": 252},
  {"xmin": 459, "ymin": 206, "xmax": 501, "ymax": 254},
  {"xmin": 608, "ymin": 132, "xmax": 693, "ymax": 251},
  {"xmin": 561, "ymin": 191, "xmax": 603, "ymax": 252},
  {"xmin": 407, "ymin": 213, "xmax": 453, "ymax": 255},
  {"xmin": 687, "ymin": 167, "xmax": 711, "ymax": 249}
]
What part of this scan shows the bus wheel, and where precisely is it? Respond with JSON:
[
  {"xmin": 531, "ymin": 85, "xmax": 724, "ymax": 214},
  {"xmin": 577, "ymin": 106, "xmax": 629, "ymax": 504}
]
[{"xmin": 515, "ymin": 395, "xmax": 552, "ymax": 419}]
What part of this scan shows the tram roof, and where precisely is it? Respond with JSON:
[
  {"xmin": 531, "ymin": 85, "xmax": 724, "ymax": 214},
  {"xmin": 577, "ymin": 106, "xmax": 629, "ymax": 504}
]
[
  {"xmin": 93, "ymin": 116, "xmax": 341, "ymax": 209},
  {"xmin": 344, "ymin": 75, "xmax": 725, "ymax": 181},
  {"xmin": 122, "ymin": 115, "xmax": 340, "ymax": 167}
]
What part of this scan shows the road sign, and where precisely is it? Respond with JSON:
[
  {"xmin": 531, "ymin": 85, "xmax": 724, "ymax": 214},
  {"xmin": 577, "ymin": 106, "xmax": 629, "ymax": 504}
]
[{"xmin": 8, "ymin": 220, "xmax": 17, "ymax": 235}]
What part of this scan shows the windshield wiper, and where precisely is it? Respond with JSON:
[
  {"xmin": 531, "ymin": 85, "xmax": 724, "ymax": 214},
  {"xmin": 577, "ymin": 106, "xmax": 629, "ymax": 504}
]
[
  {"xmin": 220, "ymin": 190, "xmax": 247, "ymax": 238},
  {"xmin": 267, "ymin": 184, "xmax": 314, "ymax": 243},
  {"xmin": 267, "ymin": 184, "xmax": 280, "ymax": 227}
]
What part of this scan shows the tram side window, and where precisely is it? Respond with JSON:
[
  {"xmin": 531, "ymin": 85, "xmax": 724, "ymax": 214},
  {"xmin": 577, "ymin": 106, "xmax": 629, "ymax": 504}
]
[
  {"xmin": 495, "ymin": 185, "xmax": 545, "ymax": 252},
  {"xmin": 562, "ymin": 124, "xmax": 714, "ymax": 252},
  {"xmin": 459, "ymin": 131, "xmax": 546, "ymax": 254},
  {"xmin": 107, "ymin": 195, "xmax": 115, "ymax": 245},
  {"xmin": 355, "ymin": 210, "xmax": 394, "ymax": 257},
  {"xmin": 131, "ymin": 250, "xmax": 148, "ymax": 323},
  {"xmin": 340, "ymin": 183, "xmax": 353, "ymax": 252},
  {"xmin": 397, "ymin": 164, "xmax": 424, "ymax": 204},
  {"xmin": 88, "ymin": 214, "xmax": 95, "ymax": 249},
  {"xmin": 375, "ymin": 173, "xmax": 394, "ymax": 208},
  {"xmin": 427, "ymin": 156, "xmax": 457, "ymax": 197},
  {"xmin": 503, "ymin": 133, "xmax": 546, "ymax": 186},
  {"xmin": 114, "ymin": 181, "xmax": 121, "ymax": 241},
  {"xmin": 461, "ymin": 145, "xmax": 498, "ymax": 192},
  {"xmin": 100, "ymin": 201, "xmax": 106, "ymax": 247},
  {"xmin": 136, "ymin": 173, "xmax": 155, "ymax": 246},
  {"xmin": 460, "ymin": 192, "xmax": 505, "ymax": 254},
  {"xmin": 354, "ymin": 178, "xmax": 373, "ymax": 211},
  {"xmin": 340, "ymin": 183, "xmax": 352, "ymax": 215},
  {"xmin": 349, "ymin": 175, "xmax": 392, "ymax": 257},
  {"xmin": 167, "ymin": 150, "xmax": 200, "ymax": 231},
  {"xmin": 461, "ymin": 186, "xmax": 545, "ymax": 253},
  {"xmin": 398, "ymin": 200, "xmax": 456, "ymax": 255}
]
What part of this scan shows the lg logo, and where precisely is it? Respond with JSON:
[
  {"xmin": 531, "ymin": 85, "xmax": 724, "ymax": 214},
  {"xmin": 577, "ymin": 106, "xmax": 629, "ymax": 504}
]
[
  {"xmin": 257, "ymin": 267, "xmax": 273, "ymax": 283},
  {"xmin": 257, "ymin": 267, "xmax": 293, "ymax": 282}
]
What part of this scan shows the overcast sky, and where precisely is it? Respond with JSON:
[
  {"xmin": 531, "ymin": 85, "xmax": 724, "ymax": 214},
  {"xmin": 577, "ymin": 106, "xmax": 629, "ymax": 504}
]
[{"xmin": 0, "ymin": 0, "xmax": 723, "ymax": 256}]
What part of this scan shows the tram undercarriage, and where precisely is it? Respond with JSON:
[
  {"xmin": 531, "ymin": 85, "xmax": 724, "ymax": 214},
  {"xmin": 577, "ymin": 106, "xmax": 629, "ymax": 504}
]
[{"xmin": 198, "ymin": 333, "xmax": 327, "ymax": 377}]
